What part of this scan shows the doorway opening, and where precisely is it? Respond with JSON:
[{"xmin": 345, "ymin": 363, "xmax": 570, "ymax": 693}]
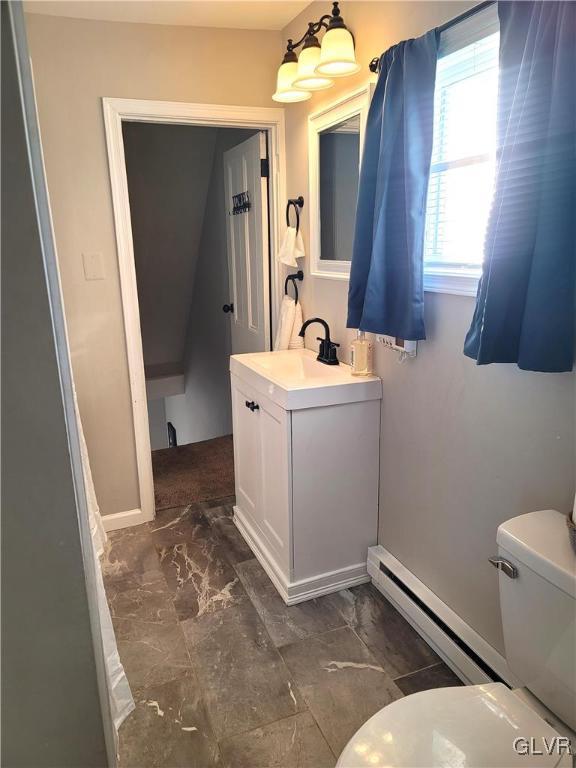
[{"xmin": 103, "ymin": 99, "xmax": 286, "ymax": 525}]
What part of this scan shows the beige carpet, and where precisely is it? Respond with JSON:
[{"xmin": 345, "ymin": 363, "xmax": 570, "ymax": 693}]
[{"xmin": 152, "ymin": 435, "xmax": 235, "ymax": 511}]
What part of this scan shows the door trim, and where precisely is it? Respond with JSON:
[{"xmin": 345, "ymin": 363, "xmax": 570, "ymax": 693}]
[{"xmin": 102, "ymin": 97, "xmax": 286, "ymax": 526}]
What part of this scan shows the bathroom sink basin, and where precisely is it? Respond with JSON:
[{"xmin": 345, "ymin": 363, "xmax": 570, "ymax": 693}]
[{"xmin": 230, "ymin": 349, "xmax": 381, "ymax": 410}]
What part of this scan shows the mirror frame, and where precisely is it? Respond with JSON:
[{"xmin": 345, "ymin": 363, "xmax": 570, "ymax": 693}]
[{"xmin": 308, "ymin": 84, "xmax": 373, "ymax": 280}]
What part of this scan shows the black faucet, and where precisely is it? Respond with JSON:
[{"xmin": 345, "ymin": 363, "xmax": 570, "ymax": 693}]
[{"xmin": 299, "ymin": 318, "xmax": 340, "ymax": 365}]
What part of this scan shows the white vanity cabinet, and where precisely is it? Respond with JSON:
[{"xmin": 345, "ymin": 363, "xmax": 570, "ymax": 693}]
[{"xmin": 230, "ymin": 349, "xmax": 382, "ymax": 604}]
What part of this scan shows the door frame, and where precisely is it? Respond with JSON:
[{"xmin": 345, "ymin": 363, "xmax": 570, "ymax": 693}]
[{"xmin": 102, "ymin": 97, "xmax": 287, "ymax": 526}]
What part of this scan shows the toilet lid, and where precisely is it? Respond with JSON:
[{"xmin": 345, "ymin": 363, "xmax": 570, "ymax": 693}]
[{"xmin": 337, "ymin": 683, "xmax": 569, "ymax": 768}]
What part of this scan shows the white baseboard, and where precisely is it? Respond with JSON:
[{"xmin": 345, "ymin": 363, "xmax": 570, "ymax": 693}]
[
  {"xmin": 234, "ymin": 506, "xmax": 370, "ymax": 606},
  {"xmin": 102, "ymin": 507, "xmax": 154, "ymax": 532},
  {"xmin": 368, "ymin": 545, "xmax": 521, "ymax": 688},
  {"xmin": 286, "ymin": 563, "xmax": 370, "ymax": 604}
]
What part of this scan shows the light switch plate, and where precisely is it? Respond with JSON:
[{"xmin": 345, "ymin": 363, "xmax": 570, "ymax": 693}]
[{"xmin": 82, "ymin": 252, "xmax": 105, "ymax": 281}]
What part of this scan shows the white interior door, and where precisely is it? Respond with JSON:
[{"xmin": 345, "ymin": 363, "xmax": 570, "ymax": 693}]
[{"xmin": 224, "ymin": 132, "xmax": 270, "ymax": 354}]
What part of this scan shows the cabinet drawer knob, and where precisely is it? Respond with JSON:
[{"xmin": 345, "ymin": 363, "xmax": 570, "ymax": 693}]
[{"xmin": 245, "ymin": 400, "xmax": 259, "ymax": 412}]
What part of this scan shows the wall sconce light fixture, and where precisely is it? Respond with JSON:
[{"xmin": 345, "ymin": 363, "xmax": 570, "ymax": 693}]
[{"xmin": 273, "ymin": 2, "xmax": 360, "ymax": 103}]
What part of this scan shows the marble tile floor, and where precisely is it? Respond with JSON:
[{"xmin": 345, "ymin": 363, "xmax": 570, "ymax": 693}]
[{"xmin": 103, "ymin": 498, "xmax": 462, "ymax": 767}]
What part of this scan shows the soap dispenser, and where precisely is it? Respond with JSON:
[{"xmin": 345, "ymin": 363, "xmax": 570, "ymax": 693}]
[{"xmin": 350, "ymin": 331, "xmax": 373, "ymax": 376}]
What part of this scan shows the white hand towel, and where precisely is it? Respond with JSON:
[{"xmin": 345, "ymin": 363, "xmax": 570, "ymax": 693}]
[
  {"xmin": 288, "ymin": 301, "xmax": 304, "ymax": 349},
  {"xmin": 294, "ymin": 230, "xmax": 305, "ymax": 260},
  {"xmin": 274, "ymin": 295, "xmax": 297, "ymax": 351},
  {"xmin": 277, "ymin": 226, "xmax": 305, "ymax": 268}
]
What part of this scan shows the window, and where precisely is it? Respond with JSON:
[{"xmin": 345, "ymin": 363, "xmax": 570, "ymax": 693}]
[{"xmin": 423, "ymin": 9, "xmax": 500, "ymax": 295}]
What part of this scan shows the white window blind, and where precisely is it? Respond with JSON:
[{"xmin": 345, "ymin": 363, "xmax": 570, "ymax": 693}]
[{"xmin": 423, "ymin": 4, "xmax": 500, "ymax": 294}]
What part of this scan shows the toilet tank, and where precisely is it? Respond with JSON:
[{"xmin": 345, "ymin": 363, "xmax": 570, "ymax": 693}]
[{"xmin": 497, "ymin": 509, "xmax": 576, "ymax": 731}]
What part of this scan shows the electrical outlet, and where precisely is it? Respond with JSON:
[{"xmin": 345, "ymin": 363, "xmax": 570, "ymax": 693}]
[{"xmin": 376, "ymin": 334, "xmax": 417, "ymax": 357}]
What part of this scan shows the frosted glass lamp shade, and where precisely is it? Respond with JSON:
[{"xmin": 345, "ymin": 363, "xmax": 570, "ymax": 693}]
[
  {"xmin": 315, "ymin": 27, "xmax": 361, "ymax": 77},
  {"xmin": 272, "ymin": 61, "xmax": 311, "ymax": 103},
  {"xmin": 292, "ymin": 44, "xmax": 334, "ymax": 91}
]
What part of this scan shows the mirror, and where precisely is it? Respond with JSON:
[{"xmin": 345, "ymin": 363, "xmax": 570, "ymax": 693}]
[
  {"xmin": 309, "ymin": 86, "xmax": 372, "ymax": 280},
  {"xmin": 319, "ymin": 115, "xmax": 360, "ymax": 263}
]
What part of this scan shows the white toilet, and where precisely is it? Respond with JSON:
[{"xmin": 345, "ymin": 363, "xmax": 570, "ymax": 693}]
[{"xmin": 338, "ymin": 509, "xmax": 576, "ymax": 767}]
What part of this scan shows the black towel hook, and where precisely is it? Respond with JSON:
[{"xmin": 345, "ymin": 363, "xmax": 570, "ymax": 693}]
[
  {"xmin": 284, "ymin": 270, "xmax": 304, "ymax": 304},
  {"xmin": 286, "ymin": 196, "xmax": 304, "ymax": 233}
]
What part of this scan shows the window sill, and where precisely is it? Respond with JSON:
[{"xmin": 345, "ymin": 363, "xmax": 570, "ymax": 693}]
[
  {"xmin": 310, "ymin": 261, "xmax": 351, "ymax": 281},
  {"xmin": 309, "ymin": 267, "xmax": 481, "ymax": 294},
  {"xmin": 424, "ymin": 268, "xmax": 480, "ymax": 297}
]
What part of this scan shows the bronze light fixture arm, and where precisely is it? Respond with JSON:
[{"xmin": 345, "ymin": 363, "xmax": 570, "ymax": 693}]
[
  {"xmin": 286, "ymin": 17, "xmax": 332, "ymax": 53},
  {"xmin": 284, "ymin": 2, "xmax": 351, "ymax": 54}
]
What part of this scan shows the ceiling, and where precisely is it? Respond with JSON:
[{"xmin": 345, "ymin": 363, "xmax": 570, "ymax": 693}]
[{"xmin": 24, "ymin": 0, "xmax": 310, "ymax": 30}]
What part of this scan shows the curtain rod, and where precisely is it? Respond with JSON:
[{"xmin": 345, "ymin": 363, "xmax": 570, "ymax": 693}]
[{"xmin": 368, "ymin": 0, "xmax": 496, "ymax": 72}]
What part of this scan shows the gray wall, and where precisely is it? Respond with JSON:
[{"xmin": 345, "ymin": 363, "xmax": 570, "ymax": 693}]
[
  {"xmin": 1, "ymin": 5, "xmax": 109, "ymax": 765},
  {"xmin": 165, "ymin": 128, "xmax": 257, "ymax": 446},
  {"xmin": 294, "ymin": 269, "xmax": 574, "ymax": 657},
  {"xmin": 283, "ymin": 0, "xmax": 576, "ymax": 656},
  {"xmin": 377, "ymin": 293, "xmax": 575, "ymax": 650},
  {"xmin": 123, "ymin": 122, "xmax": 217, "ymax": 371},
  {"xmin": 24, "ymin": 11, "xmax": 281, "ymax": 517}
]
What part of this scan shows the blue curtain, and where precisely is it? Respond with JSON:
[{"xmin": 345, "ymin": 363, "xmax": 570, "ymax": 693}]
[
  {"xmin": 347, "ymin": 31, "xmax": 438, "ymax": 340},
  {"xmin": 464, "ymin": 1, "xmax": 576, "ymax": 372}
]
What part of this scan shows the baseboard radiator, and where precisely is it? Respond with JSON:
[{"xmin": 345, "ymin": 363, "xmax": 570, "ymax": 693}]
[{"xmin": 367, "ymin": 545, "xmax": 519, "ymax": 688}]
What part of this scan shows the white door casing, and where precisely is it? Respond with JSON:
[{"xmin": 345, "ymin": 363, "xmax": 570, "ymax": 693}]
[
  {"xmin": 102, "ymin": 98, "xmax": 286, "ymax": 528},
  {"xmin": 224, "ymin": 132, "xmax": 270, "ymax": 355}
]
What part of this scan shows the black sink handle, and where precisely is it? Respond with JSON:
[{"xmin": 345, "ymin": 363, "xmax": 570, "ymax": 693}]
[{"xmin": 317, "ymin": 337, "xmax": 340, "ymax": 347}]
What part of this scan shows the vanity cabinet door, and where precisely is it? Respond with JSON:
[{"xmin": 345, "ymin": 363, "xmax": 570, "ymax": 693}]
[
  {"xmin": 258, "ymin": 397, "xmax": 291, "ymax": 576},
  {"xmin": 231, "ymin": 374, "xmax": 291, "ymax": 578},
  {"xmin": 231, "ymin": 376, "xmax": 262, "ymax": 531}
]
